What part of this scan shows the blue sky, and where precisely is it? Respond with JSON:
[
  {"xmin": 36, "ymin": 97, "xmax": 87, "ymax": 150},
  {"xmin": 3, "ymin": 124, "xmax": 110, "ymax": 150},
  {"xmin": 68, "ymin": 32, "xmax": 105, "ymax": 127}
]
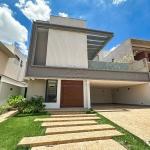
[{"xmin": 0, "ymin": 0, "xmax": 150, "ymax": 56}]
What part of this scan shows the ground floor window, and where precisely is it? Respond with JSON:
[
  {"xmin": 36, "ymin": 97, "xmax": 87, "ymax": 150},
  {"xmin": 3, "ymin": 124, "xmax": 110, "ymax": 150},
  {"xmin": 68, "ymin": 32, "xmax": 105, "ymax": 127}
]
[{"xmin": 45, "ymin": 80, "xmax": 57, "ymax": 103}]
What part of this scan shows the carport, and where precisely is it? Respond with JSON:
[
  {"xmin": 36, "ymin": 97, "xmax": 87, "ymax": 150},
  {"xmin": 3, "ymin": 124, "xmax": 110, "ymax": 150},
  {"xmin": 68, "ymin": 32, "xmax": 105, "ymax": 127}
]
[{"xmin": 90, "ymin": 80, "xmax": 150, "ymax": 106}]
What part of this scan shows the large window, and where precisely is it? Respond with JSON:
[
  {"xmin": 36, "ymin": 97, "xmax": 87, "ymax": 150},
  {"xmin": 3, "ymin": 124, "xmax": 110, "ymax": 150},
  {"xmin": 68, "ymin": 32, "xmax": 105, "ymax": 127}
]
[{"xmin": 45, "ymin": 80, "xmax": 57, "ymax": 103}]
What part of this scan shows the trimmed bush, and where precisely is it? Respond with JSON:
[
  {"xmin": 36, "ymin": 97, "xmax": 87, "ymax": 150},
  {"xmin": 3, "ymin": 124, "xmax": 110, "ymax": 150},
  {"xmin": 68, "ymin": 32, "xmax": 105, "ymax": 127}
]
[{"xmin": 18, "ymin": 96, "xmax": 46, "ymax": 114}]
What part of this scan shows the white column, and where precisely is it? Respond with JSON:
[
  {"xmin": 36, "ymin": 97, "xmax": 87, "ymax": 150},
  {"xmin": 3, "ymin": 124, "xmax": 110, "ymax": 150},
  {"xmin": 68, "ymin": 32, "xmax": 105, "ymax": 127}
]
[
  {"xmin": 87, "ymin": 80, "xmax": 91, "ymax": 109},
  {"xmin": 83, "ymin": 80, "xmax": 87, "ymax": 108},
  {"xmin": 57, "ymin": 79, "xmax": 61, "ymax": 108}
]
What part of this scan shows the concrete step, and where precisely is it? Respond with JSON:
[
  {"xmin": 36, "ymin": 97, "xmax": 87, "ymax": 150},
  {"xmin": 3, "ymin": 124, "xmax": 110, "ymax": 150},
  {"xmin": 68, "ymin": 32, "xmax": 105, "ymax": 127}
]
[
  {"xmin": 46, "ymin": 109, "xmax": 87, "ymax": 115},
  {"xmin": 18, "ymin": 130, "xmax": 123, "ymax": 147},
  {"xmin": 45, "ymin": 124, "xmax": 115, "ymax": 135},
  {"xmin": 41, "ymin": 120, "xmax": 98, "ymax": 127},
  {"xmin": 34, "ymin": 116, "xmax": 99, "ymax": 122},
  {"xmin": 31, "ymin": 139, "xmax": 126, "ymax": 150},
  {"xmin": 50, "ymin": 114, "xmax": 96, "ymax": 118}
]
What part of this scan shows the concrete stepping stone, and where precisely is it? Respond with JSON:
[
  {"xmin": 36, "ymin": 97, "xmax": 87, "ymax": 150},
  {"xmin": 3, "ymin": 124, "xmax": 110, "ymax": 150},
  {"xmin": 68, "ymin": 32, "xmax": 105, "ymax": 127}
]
[
  {"xmin": 41, "ymin": 120, "xmax": 98, "ymax": 127},
  {"xmin": 34, "ymin": 116, "xmax": 99, "ymax": 122},
  {"xmin": 18, "ymin": 130, "xmax": 123, "ymax": 147},
  {"xmin": 45, "ymin": 124, "xmax": 115, "ymax": 135},
  {"xmin": 31, "ymin": 139, "xmax": 126, "ymax": 150},
  {"xmin": 47, "ymin": 110, "xmax": 87, "ymax": 115},
  {"xmin": 50, "ymin": 114, "xmax": 96, "ymax": 118}
]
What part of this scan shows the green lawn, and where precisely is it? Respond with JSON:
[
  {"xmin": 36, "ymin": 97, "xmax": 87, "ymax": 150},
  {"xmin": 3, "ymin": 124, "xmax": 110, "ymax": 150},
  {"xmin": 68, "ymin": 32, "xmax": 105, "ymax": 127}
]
[
  {"xmin": 87, "ymin": 109, "xmax": 150, "ymax": 150},
  {"xmin": 0, "ymin": 112, "xmax": 50, "ymax": 150}
]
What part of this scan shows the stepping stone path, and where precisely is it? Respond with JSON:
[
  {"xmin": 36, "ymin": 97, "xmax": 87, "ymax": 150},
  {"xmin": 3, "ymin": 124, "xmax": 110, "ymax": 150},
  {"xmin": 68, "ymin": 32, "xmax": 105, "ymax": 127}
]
[{"xmin": 17, "ymin": 110, "xmax": 126, "ymax": 150}]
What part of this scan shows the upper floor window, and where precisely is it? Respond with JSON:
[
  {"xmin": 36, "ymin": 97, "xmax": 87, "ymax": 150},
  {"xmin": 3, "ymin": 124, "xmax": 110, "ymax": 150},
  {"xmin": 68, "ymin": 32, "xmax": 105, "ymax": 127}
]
[
  {"xmin": 20, "ymin": 60, "xmax": 23, "ymax": 67},
  {"xmin": 15, "ymin": 55, "xmax": 20, "ymax": 61}
]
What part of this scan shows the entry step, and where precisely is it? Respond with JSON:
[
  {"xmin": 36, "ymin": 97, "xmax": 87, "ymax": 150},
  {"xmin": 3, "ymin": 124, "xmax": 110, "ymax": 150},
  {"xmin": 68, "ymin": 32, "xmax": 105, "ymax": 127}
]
[
  {"xmin": 31, "ymin": 139, "xmax": 126, "ymax": 150},
  {"xmin": 50, "ymin": 114, "xmax": 96, "ymax": 118},
  {"xmin": 18, "ymin": 130, "xmax": 123, "ymax": 147},
  {"xmin": 34, "ymin": 116, "xmax": 99, "ymax": 122},
  {"xmin": 45, "ymin": 124, "xmax": 115, "ymax": 135},
  {"xmin": 41, "ymin": 120, "xmax": 98, "ymax": 127}
]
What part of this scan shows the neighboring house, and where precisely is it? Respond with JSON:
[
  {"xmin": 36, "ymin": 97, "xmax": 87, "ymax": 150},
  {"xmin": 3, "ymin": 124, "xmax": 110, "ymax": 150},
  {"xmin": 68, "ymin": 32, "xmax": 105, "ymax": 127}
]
[
  {"xmin": 25, "ymin": 16, "xmax": 150, "ymax": 109},
  {"xmin": 0, "ymin": 42, "xmax": 27, "ymax": 105}
]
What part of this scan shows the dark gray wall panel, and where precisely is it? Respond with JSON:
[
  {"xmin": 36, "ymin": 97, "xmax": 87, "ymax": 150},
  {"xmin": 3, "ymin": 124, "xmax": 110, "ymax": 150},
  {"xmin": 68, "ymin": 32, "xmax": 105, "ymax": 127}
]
[
  {"xmin": 27, "ymin": 66, "xmax": 150, "ymax": 82},
  {"xmin": 34, "ymin": 28, "xmax": 48, "ymax": 65}
]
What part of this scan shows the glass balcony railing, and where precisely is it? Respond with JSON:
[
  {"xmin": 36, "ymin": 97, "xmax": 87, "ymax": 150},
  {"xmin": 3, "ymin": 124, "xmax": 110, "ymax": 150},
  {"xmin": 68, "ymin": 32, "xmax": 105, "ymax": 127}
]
[{"xmin": 88, "ymin": 58, "xmax": 149, "ymax": 72}]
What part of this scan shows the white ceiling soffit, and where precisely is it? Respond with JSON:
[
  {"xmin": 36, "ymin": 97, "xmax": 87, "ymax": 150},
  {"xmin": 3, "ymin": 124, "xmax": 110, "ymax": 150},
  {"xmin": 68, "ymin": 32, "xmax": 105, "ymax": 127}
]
[{"xmin": 90, "ymin": 80, "xmax": 147, "ymax": 88}]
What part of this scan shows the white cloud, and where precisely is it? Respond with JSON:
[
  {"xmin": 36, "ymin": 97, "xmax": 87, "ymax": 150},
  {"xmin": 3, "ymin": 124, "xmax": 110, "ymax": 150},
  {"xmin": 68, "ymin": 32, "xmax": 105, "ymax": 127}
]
[
  {"xmin": 109, "ymin": 44, "xmax": 120, "ymax": 51},
  {"xmin": 0, "ymin": 4, "xmax": 28, "ymax": 55},
  {"xmin": 112, "ymin": 0, "xmax": 127, "ymax": 5},
  {"xmin": 15, "ymin": 0, "xmax": 51, "ymax": 21},
  {"xmin": 79, "ymin": 15, "xmax": 84, "ymax": 19},
  {"xmin": 59, "ymin": 12, "xmax": 68, "ymax": 17}
]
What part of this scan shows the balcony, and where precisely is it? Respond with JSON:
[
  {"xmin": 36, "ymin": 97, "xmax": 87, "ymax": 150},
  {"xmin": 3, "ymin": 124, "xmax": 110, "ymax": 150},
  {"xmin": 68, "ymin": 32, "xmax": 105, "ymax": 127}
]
[{"xmin": 88, "ymin": 58, "xmax": 149, "ymax": 72}]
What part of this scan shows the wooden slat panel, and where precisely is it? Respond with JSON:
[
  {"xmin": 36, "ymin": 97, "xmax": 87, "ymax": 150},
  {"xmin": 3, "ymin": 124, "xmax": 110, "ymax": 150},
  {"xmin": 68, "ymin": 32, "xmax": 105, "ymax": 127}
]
[{"xmin": 60, "ymin": 80, "xmax": 83, "ymax": 107}]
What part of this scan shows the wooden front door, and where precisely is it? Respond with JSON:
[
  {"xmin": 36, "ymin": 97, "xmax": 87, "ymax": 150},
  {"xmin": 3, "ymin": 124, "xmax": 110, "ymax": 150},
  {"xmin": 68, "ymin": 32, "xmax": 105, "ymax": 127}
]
[{"xmin": 60, "ymin": 80, "xmax": 83, "ymax": 107}]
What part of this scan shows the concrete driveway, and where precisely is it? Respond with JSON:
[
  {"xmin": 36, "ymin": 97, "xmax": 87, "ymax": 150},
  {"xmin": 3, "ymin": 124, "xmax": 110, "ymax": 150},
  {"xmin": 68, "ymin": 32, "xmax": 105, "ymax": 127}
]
[{"xmin": 93, "ymin": 104, "xmax": 150, "ymax": 143}]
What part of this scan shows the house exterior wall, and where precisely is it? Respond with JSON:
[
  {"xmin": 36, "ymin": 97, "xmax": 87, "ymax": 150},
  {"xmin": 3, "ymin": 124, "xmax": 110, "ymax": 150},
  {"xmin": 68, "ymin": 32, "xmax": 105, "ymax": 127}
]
[
  {"xmin": 0, "ymin": 51, "xmax": 8, "ymax": 75},
  {"xmin": 46, "ymin": 29, "xmax": 88, "ymax": 68},
  {"xmin": 27, "ymin": 79, "xmax": 46, "ymax": 99},
  {"xmin": 99, "ymin": 39, "xmax": 133, "ymax": 62},
  {"xmin": 0, "ymin": 82, "xmax": 21, "ymax": 105},
  {"xmin": 33, "ymin": 28, "xmax": 48, "ymax": 66},
  {"xmin": 4, "ymin": 45, "xmax": 26, "ymax": 81},
  {"xmin": 112, "ymin": 83, "xmax": 150, "ymax": 105},
  {"xmin": 50, "ymin": 16, "xmax": 86, "ymax": 28},
  {"xmin": 26, "ymin": 79, "xmax": 90, "ymax": 109},
  {"xmin": 90, "ymin": 87, "xmax": 112, "ymax": 103}
]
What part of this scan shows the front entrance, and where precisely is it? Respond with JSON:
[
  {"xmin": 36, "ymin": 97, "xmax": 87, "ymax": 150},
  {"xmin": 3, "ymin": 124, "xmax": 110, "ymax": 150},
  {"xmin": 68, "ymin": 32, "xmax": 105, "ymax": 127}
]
[{"xmin": 60, "ymin": 80, "xmax": 83, "ymax": 107}]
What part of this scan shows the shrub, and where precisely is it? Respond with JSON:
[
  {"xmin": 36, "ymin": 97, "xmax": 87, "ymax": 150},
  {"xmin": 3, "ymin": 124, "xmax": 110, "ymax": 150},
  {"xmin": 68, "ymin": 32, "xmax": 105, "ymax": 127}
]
[
  {"xmin": 0, "ymin": 104, "xmax": 12, "ymax": 115},
  {"xmin": 7, "ymin": 95, "xmax": 24, "ymax": 108},
  {"xmin": 18, "ymin": 96, "xmax": 46, "ymax": 114}
]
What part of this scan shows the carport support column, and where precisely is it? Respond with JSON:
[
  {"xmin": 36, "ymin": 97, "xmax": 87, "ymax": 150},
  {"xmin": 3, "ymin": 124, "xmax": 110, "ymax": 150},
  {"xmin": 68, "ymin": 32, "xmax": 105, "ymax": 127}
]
[{"xmin": 86, "ymin": 80, "xmax": 91, "ymax": 109}]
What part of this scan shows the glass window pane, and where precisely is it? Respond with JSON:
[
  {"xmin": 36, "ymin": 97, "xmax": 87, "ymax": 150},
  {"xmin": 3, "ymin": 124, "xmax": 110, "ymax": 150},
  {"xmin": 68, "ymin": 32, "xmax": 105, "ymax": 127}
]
[{"xmin": 46, "ymin": 80, "xmax": 57, "ymax": 103}]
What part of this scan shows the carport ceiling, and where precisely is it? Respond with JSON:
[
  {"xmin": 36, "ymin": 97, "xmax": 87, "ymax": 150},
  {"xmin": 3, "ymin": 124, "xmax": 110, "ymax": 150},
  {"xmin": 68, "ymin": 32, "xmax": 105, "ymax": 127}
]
[{"xmin": 90, "ymin": 80, "xmax": 147, "ymax": 88}]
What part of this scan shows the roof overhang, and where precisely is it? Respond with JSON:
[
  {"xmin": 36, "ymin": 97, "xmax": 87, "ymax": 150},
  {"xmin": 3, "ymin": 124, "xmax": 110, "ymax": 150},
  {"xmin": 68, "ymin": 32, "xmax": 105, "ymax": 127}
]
[
  {"xmin": 0, "ymin": 42, "xmax": 15, "ymax": 58},
  {"xmin": 33, "ymin": 21, "xmax": 114, "ymax": 60}
]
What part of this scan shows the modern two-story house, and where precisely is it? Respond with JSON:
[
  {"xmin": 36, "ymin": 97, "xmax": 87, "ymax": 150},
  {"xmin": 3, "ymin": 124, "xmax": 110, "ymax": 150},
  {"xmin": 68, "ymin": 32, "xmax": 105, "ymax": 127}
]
[
  {"xmin": 0, "ymin": 42, "xmax": 27, "ymax": 105},
  {"xmin": 25, "ymin": 16, "xmax": 150, "ymax": 109}
]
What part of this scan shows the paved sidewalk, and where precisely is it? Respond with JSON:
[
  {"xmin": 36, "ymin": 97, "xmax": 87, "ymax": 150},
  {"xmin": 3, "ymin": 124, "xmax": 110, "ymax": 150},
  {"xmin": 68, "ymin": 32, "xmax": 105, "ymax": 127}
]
[{"xmin": 94, "ymin": 105, "xmax": 150, "ymax": 142}]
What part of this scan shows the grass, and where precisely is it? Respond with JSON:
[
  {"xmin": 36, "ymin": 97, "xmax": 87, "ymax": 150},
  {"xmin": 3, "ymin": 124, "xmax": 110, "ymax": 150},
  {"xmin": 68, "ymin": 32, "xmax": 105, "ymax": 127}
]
[
  {"xmin": 87, "ymin": 109, "xmax": 150, "ymax": 150},
  {"xmin": 0, "ymin": 112, "xmax": 50, "ymax": 150}
]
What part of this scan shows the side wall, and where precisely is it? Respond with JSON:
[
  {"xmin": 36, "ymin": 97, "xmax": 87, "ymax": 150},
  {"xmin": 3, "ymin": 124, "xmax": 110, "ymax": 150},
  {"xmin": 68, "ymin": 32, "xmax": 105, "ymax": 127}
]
[
  {"xmin": 4, "ymin": 45, "xmax": 26, "ymax": 81},
  {"xmin": 90, "ymin": 87, "xmax": 112, "ymax": 103},
  {"xmin": 0, "ymin": 82, "xmax": 21, "ymax": 105},
  {"xmin": 0, "ymin": 51, "xmax": 8, "ymax": 74},
  {"xmin": 102, "ymin": 39, "xmax": 133, "ymax": 62},
  {"xmin": 34, "ymin": 28, "xmax": 48, "ymax": 66},
  {"xmin": 112, "ymin": 83, "xmax": 150, "ymax": 105}
]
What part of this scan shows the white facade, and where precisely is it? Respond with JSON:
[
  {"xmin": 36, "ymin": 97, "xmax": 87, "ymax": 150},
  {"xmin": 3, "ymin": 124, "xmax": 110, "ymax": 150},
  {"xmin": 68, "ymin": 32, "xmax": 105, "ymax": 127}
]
[{"xmin": 0, "ymin": 44, "xmax": 27, "ymax": 105}]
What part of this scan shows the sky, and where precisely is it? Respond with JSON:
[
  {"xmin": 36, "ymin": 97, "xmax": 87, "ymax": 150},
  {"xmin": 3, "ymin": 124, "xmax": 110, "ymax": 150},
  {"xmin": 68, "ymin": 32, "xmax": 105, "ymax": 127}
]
[{"xmin": 0, "ymin": 0, "xmax": 150, "ymax": 56}]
